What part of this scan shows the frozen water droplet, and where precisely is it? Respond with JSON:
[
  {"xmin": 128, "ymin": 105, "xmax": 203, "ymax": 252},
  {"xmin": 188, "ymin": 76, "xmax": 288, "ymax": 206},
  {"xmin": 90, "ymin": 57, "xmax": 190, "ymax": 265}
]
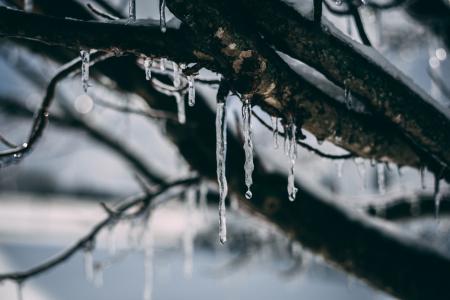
[
  {"xmin": 216, "ymin": 101, "xmax": 228, "ymax": 244},
  {"xmin": 24, "ymin": 0, "xmax": 33, "ymax": 12},
  {"xmin": 159, "ymin": 0, "xmax": 167, "ymax": 33},
  {"xmin": 80, "ymin": 50, "xmax": 90, "ymax": 93},
  {"xmin": 245, "ymin": 190, "xmax": 252, "ymax": 199},
  {"xmin": 144, "ymin": 58, "xmax": 152, "ymax": 81},
  {"xmin": 242, "ymin": 99, "xmax": 254, "ymax": 199},
  {"xmin": 188, "ymin": 76, "xmax": 196, "ymax": 107},
  {"xmin": 174, "ymin": 93, "xmax": 186, "ymax": 124},
  {"xmin": 377, "ymin": 163, "xmax": 386, "ymax": 195},
  {"xmin": 128, "ymin": 0, "xmax": 136, "ymax": 21},
  {"xmin": 335, "ymin": 0, "xmax": 343, "ymax": 6}
]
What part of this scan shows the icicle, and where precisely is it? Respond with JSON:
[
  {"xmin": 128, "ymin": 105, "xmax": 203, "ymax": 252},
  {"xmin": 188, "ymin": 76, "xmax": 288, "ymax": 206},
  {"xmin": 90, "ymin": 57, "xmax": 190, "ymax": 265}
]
[
  {"xmin": 198, "ymin": 180, "xmax": 209, "ymax": 221},
  {"xmin": 434, "ymin": 175, "xmax": 442, "ymax": 220},
  {"xmin": 242, "ymin": 99, "xmax": 254, "ymax": 199},
  {"xmin": 159, "ymin": 58, "xmax": 166, "ymax": 71},
  {"xmin": 173, "ymin": 62, "xmax": 181, "ymax": 88},
  {"xmin": 24, "ymin": 0, "xmax": 33, "ymax": 12},
  {"xmin": 353, "ymin": 157, "xmax": 367, "ymax": 189},
  {"xmin": 420, "ymin": 166, "xmax": 426, "ymax": 189},
  {"xmin": 346, "ymin": 16, "xmax": 352, "ymax": 37},
  {"xmin": 344, "ymin": 88, "xmax": 352, "ymax": 109},
  {"xmin": 84, "ymin": 246, "xmax": 94, "ymax": 282},
  {"xmin": 174, "ymin": 93, "xmax": 186, "ymax": 124},
  {"xmin": 183, "ymin": 187, "xmax": 196, "ymax": 277},
  {"xmin": 144, "ymin": 58, "xmax": 152, "ymax": 81},
  {"xmin": 16, "ymin": 281, "xmax": 23, "ymax": 300},
  {"xmin": 159, "ymin": 0, "xmax": 167, "ymax": 33},
  {"xmin": 143, "ymin": 239, "xmax": 154, "ymax": 300},
  {"xmin": 187, "ymin": 76, "xmax": 196, "ymax": 107},
  {"xmin": 377, "ymin": 163, "xmax": 386, "ymax": 195},
  {"xmin": 80, "ymin": 50, "xmax": 90, "ymax": 93},
  {"xmin": 283, "ymin": 124, "xmax": 289, "ymax": 156},
  {"xmin": 335, "ymin": 160, "xmax": 344, "ymax": 178},
  {"xmin": 128, "ymin": 0, "xmax": 136, "ymax": 21},
  {"xmin": 287, "ymin": 123, "xmax": 298, "ymax": 201},
  {"xmin": 93, "ymin": 265, "xmax": 104, "ymax": 288},
  {"xmin": 216, "ymin": 101, "xmax": 228, "ymax": 244},
  {"xmin": 107, "ymin": 223, "xmax": 117, "ymax": 256},
  {"xmin": 270, "ymin": 116, "xmax": 279, "ymax": 149}
]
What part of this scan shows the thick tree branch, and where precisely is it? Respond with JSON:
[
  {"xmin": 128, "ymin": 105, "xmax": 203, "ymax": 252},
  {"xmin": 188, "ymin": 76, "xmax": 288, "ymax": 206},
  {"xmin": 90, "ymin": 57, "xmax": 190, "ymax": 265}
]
[{"xmin": 237, "ymin": 0, "xmax": 450, "ymax": 177}]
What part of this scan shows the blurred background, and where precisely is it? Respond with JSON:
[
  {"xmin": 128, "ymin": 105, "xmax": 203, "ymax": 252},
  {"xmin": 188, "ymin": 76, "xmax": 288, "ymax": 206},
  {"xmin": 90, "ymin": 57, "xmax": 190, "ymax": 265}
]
[{"xmin": 0, "ymin": 0, "xmax": 449, "ymax": 299}]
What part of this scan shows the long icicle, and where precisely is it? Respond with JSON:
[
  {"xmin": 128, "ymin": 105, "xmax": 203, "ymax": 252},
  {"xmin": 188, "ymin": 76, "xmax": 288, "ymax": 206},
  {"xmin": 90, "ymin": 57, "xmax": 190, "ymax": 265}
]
[
  {"xmin": 216, "ymin": 100, "xmax": 228, "ymax": 244},
  {"xmin": 287, "ymin": 122, "xmax": 298, "ymax": 201},
  {"xmin": 80, "ymin": 50, "xmax": 90, "ymax": 93},
  {"xmin": 159, "ymin": 0, "xmax": 167, "ymax": 33},
  {"xmin": 242, "ymin": 99, "xmax": 254, "ymax": 199},
  {"xmin": 128, "ymin": 0, "xmax": 136, "ymax": 21}
]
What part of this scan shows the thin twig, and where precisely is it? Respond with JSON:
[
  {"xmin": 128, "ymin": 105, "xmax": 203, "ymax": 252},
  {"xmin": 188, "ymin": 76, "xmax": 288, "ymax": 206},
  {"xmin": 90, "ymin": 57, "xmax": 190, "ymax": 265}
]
[
  {"xmin": 0, "ymin": 176, "xmax": 199, "ymax": 283},
  {"xmin": 87, "ymin": 3, "xmax": 119, "ymax": 20}
]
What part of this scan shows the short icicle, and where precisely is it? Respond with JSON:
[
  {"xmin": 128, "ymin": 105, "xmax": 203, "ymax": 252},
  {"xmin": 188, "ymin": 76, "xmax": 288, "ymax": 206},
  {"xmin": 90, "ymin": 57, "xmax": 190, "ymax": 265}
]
[
  {"xmin": 434, "ymin": 174, "xmax": 442, "ymax": 220},
  {"xmin": 80, "ymin": 50, "xmax": 90, "ymax": 93},
  {"xmin": 287, "ymin": 122, "xmax": 298, "ymax": 201},
  {"xmin": 216, "ymin": 100, "xmax": 228, "ymax": 244},
  {"xmin": 173, "ymin": 62, "xmax": 181, "ymax": 88},
  {"xmin": 174, "ymin": 93, "xmax": 186, "ymax": 124},
  {"xmin": 128, "ymin": 0, "xmax": 136, "ymax": 21},
  {"xmin": 271, "ymin": 116, "xmax": 279, "ymax": 149},
  {"xmin": 188, "ymin": 76, "xmax": 196, "ymax": 107},
  {"xmin": 242, "ymin": 99, "xmax": 254, "ymax": 199},
  {"xmin": 159, "ymin": 0, "xmax": 167, "ymax": 33},
  {"xmin": 84, "ymin": 245, "xmax": 94, "ymax": 282},
  {"xmin": 143, "ymin": 230, "xmax": 154, "ymax": 300},
  {"xmin": 24, "ymin": 0, "xmax": 33, "ymax": 12},
  {"xmin": 159, "ymin": 58, "xmax": 166, "ymax": 71},
  {"xmin": 377, "ymin": 163, "xmax": 386, "ymax": 195},
  {"xmin": 144, "ymin": 58, "xmax": 152, "ymax": 81}
]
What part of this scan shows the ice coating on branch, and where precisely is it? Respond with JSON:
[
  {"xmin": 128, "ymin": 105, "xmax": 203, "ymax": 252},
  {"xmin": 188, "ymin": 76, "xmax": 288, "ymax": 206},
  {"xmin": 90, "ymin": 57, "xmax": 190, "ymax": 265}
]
[
  {"xmin": 216, "ymin": 101, "xmax": 228, "ymax": 244},
  {"xmin": 160, "ymin": 58, "xmax": 166, "ymax": 71},
  {"xmin": 188, "ymin": 76, "xmax": 196, "ymax": 107},
  {"xmin": 271, "ymin": 116, "xmax": 279, "ymax": 149},
  {"xmin": 144, "ymin": 58, "xmax": 152, "ymax": 81},
  {"xmin": 159, "ymin": 0, "xmax": 167, "ymax": 33},
  {"xmin": 128, "ymin": 0, "xmax": 136, "ymax": 21},
  {"xmin": 80, "ymin": 50, "xmax": 90, "ymax": 93},
  {"xmin": 173, "ymin": 62, "xmax": 181, "ymax": 88},
  {"xmin": 24, "ymin": 0, "xmax": 33, "ymax": 12},
  {"xmin": 173, "ymin": 93, "xmax": 185, "ymax": 124},
  {"xmin": 377, "ymin": 163, "xmax": 386, "ymax": 195},
  {"xmin": 287, "ymin": 123, "xmax": 298, "ymax": 201},
  {"xmin": 242, "ymin": 99, "xmax": 254, "ymax": 199}
]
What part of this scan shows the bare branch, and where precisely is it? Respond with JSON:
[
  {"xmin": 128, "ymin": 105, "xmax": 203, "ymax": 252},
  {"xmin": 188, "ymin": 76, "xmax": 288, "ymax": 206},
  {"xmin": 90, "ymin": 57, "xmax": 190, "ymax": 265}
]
[{"xmin": 0, "ymin": 177, "xmax": 199, "ymax": 283}]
